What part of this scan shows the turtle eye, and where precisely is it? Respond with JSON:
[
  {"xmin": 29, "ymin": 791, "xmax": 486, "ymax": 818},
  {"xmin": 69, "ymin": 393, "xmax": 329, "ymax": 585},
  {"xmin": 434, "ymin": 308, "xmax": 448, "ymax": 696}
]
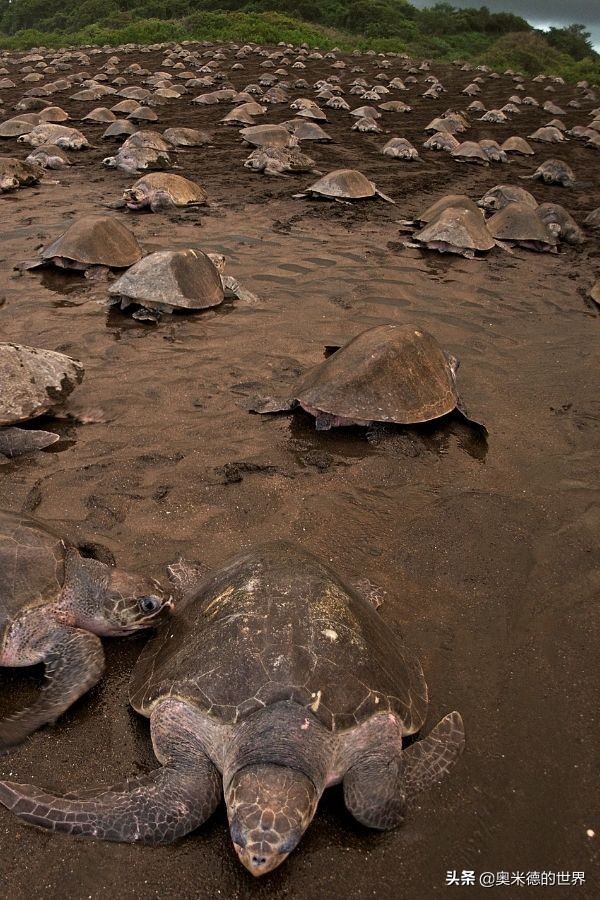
[{"xmin": 138, "ymin": 596, "xmax": 162, "ymax": 614}]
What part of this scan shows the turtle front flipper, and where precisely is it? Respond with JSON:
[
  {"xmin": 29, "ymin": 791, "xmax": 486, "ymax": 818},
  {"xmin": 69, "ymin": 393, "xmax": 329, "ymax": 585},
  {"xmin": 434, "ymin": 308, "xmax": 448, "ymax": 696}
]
[
  {"xmin": 404, "ymin": 711, "xmax": 465, "ymax": 800},
  {"xmin": 0, "ymin": 758, "xmax": 221, "ymax": 843},
  {"xmin": 0, "ymin": 627, "xmax": 104, "ymax": 750}
]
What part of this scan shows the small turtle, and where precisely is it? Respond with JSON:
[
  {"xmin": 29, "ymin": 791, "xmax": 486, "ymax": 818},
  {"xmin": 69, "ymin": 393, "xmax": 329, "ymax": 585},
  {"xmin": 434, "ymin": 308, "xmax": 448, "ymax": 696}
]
[
  {"xmin": 0, "ymin": 541, "xmax": 464, "ymax": 874},
  {"xmin": 486, "ymin": 203, "xmax": 558, "ymax": 252},
  {"xmin": 422, "ymin": 131, "xmax": 460, "ymax": 152},
  {"xmin": 28, "ymin": 215, "xmax": 143, "ymax": 276},
  {"xmin": 410, "ymin": 207, "xmax": 497, "ymax": 258},
  {"xmin": 162, "ymin": 127, "xmax": 212, "ymax": 147},
  {"xmin": 479, "ymin": 140, "xmax": 508, "ymax": 163},
  {"xmin": 250, "ymin": 324, "xmax": 482, "ymax": 430},
  {"xmin": 536, "ymin": 203, "xmax": 585, "ymax": 245},
  {"xmin": 0, "ymin": 509, "xmax": 170, "ymax": 749},
  {"xmin": 120, "ymin": 173, "xmax": 208, "ymax": 212},
  {"xmin": 0, "ymin": 342, "xmax": 83, "ymax": 458},
  {"xmin": 25, "ymin": 143, "xmax": 71, "ymax": 170},
  {"xmin": 18, "ymin": 124, "xmax": 88, "ymax": 150},
  {"xmin": 240, "ymin": 125, "xmax": 298, "ymax": 150},
  {"xmin": 498, "ymin": 134, "xmax": 531, "ymax": 156},
  {"xmin": 294, "ymin": 168, "xmax": 394, "ymax": 203},
  {"xmin": 285, "ymin": 119, "xmax": 332, "ymax": 142},
  {"xmin": 451, "ymin": 141, "xmax": 489, "ymax": 166},
  {"xmin": 352, "ymin": 117, "xmax": 381, "ymax": 133},
  {"xmin": 522, "ymin": 159, "xmax": 575, "ymax": 187},
  {"xmin": 478, "ymin": 185, "xmax": 538, "ymax": 212},
  {"xmin": 529, "ymin": 126, "xmax": 565, "ymax": 143},
  {"xmin": 382, "ymin": 138, "xmax": 419, "ymax": 160},
  {"xmin": 0, "ymin": 157, "xmax": 43, "ymax": 191},
  {"xmin": 103, "ymin": 147, "xmax": 171, "ymax": 174},
  {"xmin": 101, "ymin": 119, "xmax": 136, "ymax": 141},
  {"xmin": 244, "ymin": 146, "xmax": 318, "ymax": 177},
  {"xmin": 107, "ymin": 249, "xmax": 257, "ymax": 323}
]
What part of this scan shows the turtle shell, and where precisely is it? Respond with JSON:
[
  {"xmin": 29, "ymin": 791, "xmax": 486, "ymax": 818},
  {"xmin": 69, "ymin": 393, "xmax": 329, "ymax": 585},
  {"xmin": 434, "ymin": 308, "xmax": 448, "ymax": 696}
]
[
  {"xmin": 41, "ymin": 215, "xmax": 143, "ymax": 268},
  {"xmin": 108, "ymin": 249, "xmax": 224, "ymax": 311},
  {"xmin": 478, "ymin": 185, "xmax": 538, "ymax": 212},
  {"xmin": 240, "ymin": 125, "xmax": 296, "ymax": 149},
  {"xmin": 0, "ymin": 510, "xmax": 67, "ymax": 638},
  {"xmin": 304, "ymin": 168, "xmax": 377, "ymax": 199},
  {"xmin": 287, "ymin": 120, "xmax": 332, "ymax": 141},
  {"xmin": 487, "ymin": 203, "xmax": 558, "ymax": 246},
  {"xmin": 0, "ymin": 342, "xmax": 84, "ymax": 426},
  {"xmin": 292, "ymin": 324, "xmax": 459, "ymax": 425},
  {"xmin": 416, "ymin": 194, "xmax": 479, "ymax": 224},
  {"xmin": 415, "ymin": 207, "xmax": 496, "ymax": 253},
  {"xmin": 129, "ymin": 541, "xmax": 427, "ymax": 735},
  {"xmin": 162, "ymin": 127, "xmax": 211, "ymax": 147},
  {"xmin": 125, "ymin": 173, "xmax": 208, "ymax": 207}
]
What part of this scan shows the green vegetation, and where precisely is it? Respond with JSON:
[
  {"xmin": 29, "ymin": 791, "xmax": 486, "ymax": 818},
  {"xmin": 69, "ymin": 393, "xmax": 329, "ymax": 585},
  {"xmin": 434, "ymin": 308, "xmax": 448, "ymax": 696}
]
[{"xmin": 0, "ymin": 1, "xmax": 597, "ymax": 85}]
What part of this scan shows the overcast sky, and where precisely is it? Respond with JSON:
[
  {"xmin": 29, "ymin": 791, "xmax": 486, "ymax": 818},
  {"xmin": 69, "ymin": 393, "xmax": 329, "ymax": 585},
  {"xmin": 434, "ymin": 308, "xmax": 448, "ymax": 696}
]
[{"xmin": 410, "ymin": 1, "xmax": 600, "ymax": 51}]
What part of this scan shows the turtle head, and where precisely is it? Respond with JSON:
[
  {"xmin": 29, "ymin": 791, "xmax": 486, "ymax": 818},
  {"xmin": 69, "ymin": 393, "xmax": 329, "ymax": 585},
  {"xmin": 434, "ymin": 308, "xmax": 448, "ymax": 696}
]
[
  {"xmin": 102, "ymin": 567, "xmax": 172, "ymax": 633},
  {"xmin": 60, "ymin": 551, "xmax": 172, "ymax": 636},
  {"xmin": 226, "ymin": 765, "xmax": 318, "ymax": 877},
  {"xmin": 123, "ymin": 187, "xmax": 146, "ymax": 208}
]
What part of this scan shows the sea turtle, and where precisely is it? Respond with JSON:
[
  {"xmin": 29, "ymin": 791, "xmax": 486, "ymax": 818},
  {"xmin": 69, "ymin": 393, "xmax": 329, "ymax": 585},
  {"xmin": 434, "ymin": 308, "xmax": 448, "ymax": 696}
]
[
  {"xmin": 528, "ymin": 126, "xmax": 565, "ymax": 143},
  {"xmin": 162, "ymin": 127, "xmax": 211, "ymax": 147},
  {"xmin": 451, "ymin": 141, "xmax": 489, "ymax": 166},
  {"xmin": 535, "ymin": 202, "xmax": 584, "ymax": 245},
  {"xmin": 521, "ymin": 159, "xmax": 575, "ymax": 187},
  {"xmin": 18, "ymin": 124, "xmax": 88, "ymax": 150},
  {"xmin": 240, "ymin": 124, "xmax": 298, "ymax": 150},
  {"xmin": 0, "ymin": 157, "xmax": 43, "ymax": 191},
  {"xmin": 294, "ymin": 169, "xmax": 394, "ymax": 203},
  {"xmin": 244, "ymin": 146, "xmax": 318, "ymax": 176},
  {"xmin": 107, "ymin": 249, "xmax": 258, "ymax": 323},
  {"xmin": 0, "ymin": 541, "xmax": 464, "ymax": 875},
  {"xmin": 28, "ymin": 215, "xmax": 142, "ymax": 276},
  {"xmin": 486, "ymin": 202, "xmax": 558, "ymax": 252},
  {"xmin": 382, "ymin": 138, "xmax": 418, "ymax": 160},
  {"xmin": 285, "ymin": 119, "xmax": 332, "ymax": 142},
  {"xmin": 25, "ymin": 143, "xmax": 71, "ymax": 170},
  {"xmin": 0, "ymin": 342, "xmax": 83, "ymax": 458},
  {"xmin": 120, "ymin": 173, "xmax": 208, "ymax": 212},
  {"xmin": 0, "ymin": 509, "xmax": 170, "ymax": 749},
  {"xmin": 479, "ymin": 140, "xmax": 508, "ymax": 163},
  {"xmin": 423, "ymin": 132, "xmax": 459, "ymax": 152},
  {"xmin": 478, "ymin": 185, "xmax": 538, "ymax": 212},
  {"xmin": 410, "ymin": 207, "xmax": 497, "ymax": 258},
  {"xmin": 103, "ymin": 146, "xmax": 171, "ymax": 174},
  {"xmin": 250, "ymin": 324, "xmax": 482, "ymax": 430}
]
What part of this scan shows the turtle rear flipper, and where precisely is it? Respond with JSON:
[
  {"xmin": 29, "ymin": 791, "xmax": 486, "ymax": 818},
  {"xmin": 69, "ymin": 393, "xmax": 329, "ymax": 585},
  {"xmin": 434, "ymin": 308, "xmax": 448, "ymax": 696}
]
[
  {"xmin": 0, "ymin": 427, "xmax": 60, "ymax": 458},
  {"xmin": 375, "ymin": 190, "xmax": 396, "ymax": 204},
  {"xmin": 404, "ymin": 711, "xmax": 465, "ymax": 801},
  {"xmin": 0, "ymin": 628, "xmax": 104, "ymax": 751},
  {"xmin": 246, "ymin": 396, "xmax": 297, "ymax": 414}
]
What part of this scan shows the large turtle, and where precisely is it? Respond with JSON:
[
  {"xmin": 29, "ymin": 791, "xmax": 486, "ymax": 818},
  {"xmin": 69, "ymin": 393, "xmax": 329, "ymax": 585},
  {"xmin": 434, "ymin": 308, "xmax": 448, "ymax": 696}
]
[
  {"xmin": 0, "ymin": 542, "xmax": 464, "ymax": 875},
  {"xmin": 27, "ymin": 215, "xmax": 143, "ymax": 276},
  {"xmin": 0, "ymin": 509, "xmax": 170, "ymax": 749},
  {"xmin": 107, "ymin": 249, "xmax": 258, "ymax": 322},
  {"xmin": 521, "ymin": 159, "xmax": 575, "ymax": 187},
  {"xmin": 409, "ymin": 207, "xmax": 497, "ymax": 258},
  {"xmin": 294, "ymin": 168, "xmax": 394, "ymax": 203},
  {"xmin": 244, "ymin": 146, "xmax": 318, "ymax": 177},
  {"xmin": 249, "ymin": 324, "xmax": 483, "ymax": 431},
  {"xmin": 120, "ymin": 173, "xmax": 208, "ymax": 212},
  {"xmin": 486, "ymin": 202, "xmax": 558, "ymax": 252},
  {"xmin": 0, "ymin": 342, "xmax": 83, "ymax": 458}
]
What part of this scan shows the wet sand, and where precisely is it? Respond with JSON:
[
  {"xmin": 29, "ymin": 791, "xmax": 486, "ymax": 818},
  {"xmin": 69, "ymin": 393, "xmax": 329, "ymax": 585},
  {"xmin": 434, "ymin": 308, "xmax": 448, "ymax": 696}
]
[{"xmin": 0, "ymin": 46, "xmax": 599, "ymax": 899}]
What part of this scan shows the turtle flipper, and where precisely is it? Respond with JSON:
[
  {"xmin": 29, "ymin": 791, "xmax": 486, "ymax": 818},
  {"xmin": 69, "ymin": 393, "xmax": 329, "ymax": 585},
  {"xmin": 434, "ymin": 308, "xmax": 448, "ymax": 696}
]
[
  {"xmin": 0, "ymin": 628, "xmax": 104, "ymax": 751},
  {"xmin": 0, "ymin": 426, "xmax": 60, "ymax": 458},
  {"xmin": 404, "ymin": 711, "xmax": 465, "ymax": 801},
  {"xmin": 0, "ymin": 759, "xmax": 221, "ymax": 843}
]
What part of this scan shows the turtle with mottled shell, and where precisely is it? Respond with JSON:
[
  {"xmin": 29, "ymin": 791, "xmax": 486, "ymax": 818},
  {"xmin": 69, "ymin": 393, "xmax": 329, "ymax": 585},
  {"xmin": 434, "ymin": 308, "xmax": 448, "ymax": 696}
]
[
  {"xmin": 0, "ymin": 542, "xmax": 464, "ymax": 875},
  {"xmin": 0, "ymin": 157, "xmax": 43, "ymax": 191},
  {"xmin": 0, "ymin": 510, "xmax": 170, "ymax": 749}
]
